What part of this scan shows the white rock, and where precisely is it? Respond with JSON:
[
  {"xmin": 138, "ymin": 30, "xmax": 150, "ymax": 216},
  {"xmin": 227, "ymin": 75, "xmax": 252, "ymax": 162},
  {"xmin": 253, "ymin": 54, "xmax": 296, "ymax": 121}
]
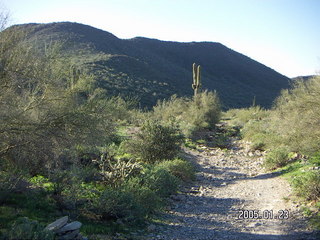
[
  {"xmin": 45, "ymin": 216, "xmax": 69, "ymax": 232},
  {"xmin": 56, "ymin": 221, "xmax": 82, "ymax": 234}
]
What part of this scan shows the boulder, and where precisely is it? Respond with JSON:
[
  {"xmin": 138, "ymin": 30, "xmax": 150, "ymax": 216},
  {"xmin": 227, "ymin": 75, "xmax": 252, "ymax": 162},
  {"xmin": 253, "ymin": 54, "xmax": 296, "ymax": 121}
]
[{"xmin": 45, "ymin": 216, "xmax": 69, "ymax": 232}]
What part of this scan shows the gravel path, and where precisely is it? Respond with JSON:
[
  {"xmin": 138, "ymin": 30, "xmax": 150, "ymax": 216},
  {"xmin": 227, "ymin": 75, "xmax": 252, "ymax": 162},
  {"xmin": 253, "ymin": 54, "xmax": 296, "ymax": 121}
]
[{"xmin": 144, "ymin": 136, "xmax": 319, "ymax": 240}]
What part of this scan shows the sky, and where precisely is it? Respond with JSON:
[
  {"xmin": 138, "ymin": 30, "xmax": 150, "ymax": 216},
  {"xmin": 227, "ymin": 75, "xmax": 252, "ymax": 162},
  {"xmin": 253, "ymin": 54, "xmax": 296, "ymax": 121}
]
[{"xmin": 1, "ymin": 0, "xmax": 320, "ymax": 77}]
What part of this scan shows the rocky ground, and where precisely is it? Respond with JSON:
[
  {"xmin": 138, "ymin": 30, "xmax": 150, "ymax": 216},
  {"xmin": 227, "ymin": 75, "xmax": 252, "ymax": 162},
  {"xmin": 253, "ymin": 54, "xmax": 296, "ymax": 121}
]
[{"xmin": 141, "ymin": 133, "xmax": 319, "ymax": 240}]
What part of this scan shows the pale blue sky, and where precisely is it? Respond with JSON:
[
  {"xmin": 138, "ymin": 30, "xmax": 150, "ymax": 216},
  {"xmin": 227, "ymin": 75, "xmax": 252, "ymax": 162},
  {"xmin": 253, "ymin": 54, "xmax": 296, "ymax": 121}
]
[{"xmin": 2, "ymin": 0, "xmax": 320, "ymax": 77}]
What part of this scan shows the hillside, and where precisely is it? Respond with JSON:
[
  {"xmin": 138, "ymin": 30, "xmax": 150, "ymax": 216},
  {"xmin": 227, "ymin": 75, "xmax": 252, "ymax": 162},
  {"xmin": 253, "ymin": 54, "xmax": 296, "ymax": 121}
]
[{"xmin": 4, "ymin": 22, "xmax": 290, "ymax": 108}]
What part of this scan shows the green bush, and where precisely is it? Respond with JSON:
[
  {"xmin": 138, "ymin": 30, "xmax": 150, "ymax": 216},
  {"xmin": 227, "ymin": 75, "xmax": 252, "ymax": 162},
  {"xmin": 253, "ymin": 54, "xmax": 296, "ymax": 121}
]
[
  {"xmin": 292, "ymin": 171, "xmax": 320, "ymax": 201},
  {"xmin": 271, "ymin": 77, "xmax": 320, "ymax": 154},
  {"xmin": 0, "ymin": 171, "xmax": 23, "ymax": 204},
  {"xmin": 126, "ymin": 121, "xmax": 183, "ymax": 164},
  {"xmin": 264, "ymin": 147, "xmax": 290, "ymax": 170},
  {"xmin": 125, "ymin": 178, "xmax": 162, "ymax": 216},
  {"xmin": 155, "ymin": 158, "xmax": 195, "ymax": 182},
  {"xmin": 309, "ymin": 153, "xmax": 320, "ymax": 166},
  {"xmin": 226, "ymin": 106, "xmax": 269, "ymax": 127},
  {"xmin": 153, "ymin": 91, "xmax": 221, "ymax": 137},
  {"xmin": 92, "ymin": 187, "xmax": 142, "ymax": 222},
  {"xmin": 3, "ymin": 217, "xmax": 54, "ymax": 240},
  {"xmin": 185, "ymin": 90, "xmax": 221, "ymax": 131},
  {"xmin": 143, "ymin": 167, "xmax": 179, "ymax": 198}
]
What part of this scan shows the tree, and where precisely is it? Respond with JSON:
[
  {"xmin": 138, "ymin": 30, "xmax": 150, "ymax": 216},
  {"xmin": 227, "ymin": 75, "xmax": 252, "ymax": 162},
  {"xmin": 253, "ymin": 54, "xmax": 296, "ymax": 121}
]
[{"xmin": 0, "ymin": 24, "xmax": 116, "ymax": 174}]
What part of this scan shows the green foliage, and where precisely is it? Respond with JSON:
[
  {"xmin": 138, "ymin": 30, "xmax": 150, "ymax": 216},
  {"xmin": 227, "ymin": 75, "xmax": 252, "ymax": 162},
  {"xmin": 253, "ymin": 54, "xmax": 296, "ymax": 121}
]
[
  {"xmin": 91, "ymin": 187, "xmax": 143, "ymax": 222},
  {"xmin": 186, "ymin": 91, "xmax": 221, "ymax": 132},
  {"xmin": 155, "ymin": 158, "xmax": 195, "ymax": 182},
  {"xmin": 88, "ymin": 164, "xmax": 180, "ymax": 223},
  {"xmin": 126, "ymin": 121, "xmax": 183, "ymax": 163},
  {"xmin": 153, "ymin": 91, "xmax": 221, "ymax": 137},
  {"xmin": 271, "ymin": 77, "xmax": 320, "ymax": 154},
  {"xmin": 226, "ymin": 106, "xmax": 270, "ymax": 127},
  {"xmin": 309, "ymin": 153, "xmax": 320, "ymax": 166},
  {"xmin": 0, "ymin": 38, "xmax": 116, "ymax": 175},
  {"xmin": 143, "ymin": 167, "xmax": 179, "ymax": 198},
  {"xmin": 264, "ymin": 147, "xmax": 290, "ymax": 170},
  {"xmin": 292, "ymin": 171, "xmax": 320, "ymax": 201},
  {"xmin": 3, "ymin": 217, "xmax": 54, "ymax": 240},
  {"xmin": 236, "ymin": 76, "xmax": 320, "ymax": 157},
  {"xmin": 124, "ymin": 178, "xmax": 162, "ymax": 216},
  {"xmin": 0, "ymin": 171, "xmax": 23, "ymax": 204}
]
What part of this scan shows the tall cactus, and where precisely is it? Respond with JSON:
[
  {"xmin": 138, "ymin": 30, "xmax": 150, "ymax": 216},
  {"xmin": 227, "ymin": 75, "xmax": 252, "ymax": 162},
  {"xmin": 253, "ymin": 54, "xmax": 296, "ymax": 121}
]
[
  {"xmin": 192, "ymin": 63, "xmax": 201, "ymax": 96},
  {"xmin": 70, "ymin": 65, "xmax": 81, "ymax": 89}
]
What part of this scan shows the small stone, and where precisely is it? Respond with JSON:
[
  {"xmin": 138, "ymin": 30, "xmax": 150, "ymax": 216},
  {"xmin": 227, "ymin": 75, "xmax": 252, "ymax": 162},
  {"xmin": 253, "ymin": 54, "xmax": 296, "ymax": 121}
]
[{"xmin": 45, "ymin": 216, "xmax": 69, "ymax": 232}]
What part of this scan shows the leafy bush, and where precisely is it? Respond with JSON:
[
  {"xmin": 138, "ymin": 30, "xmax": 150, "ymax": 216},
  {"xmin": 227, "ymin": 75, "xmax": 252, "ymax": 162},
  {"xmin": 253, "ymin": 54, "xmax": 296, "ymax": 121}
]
[
  {"xmin": 185, "ymin": 91, "xmax": 221, "ymax": 131},
  {"xmin": 226, "ymin": 106, "xmax": 269, "ymax": 127},
  {"xmin": 124, "ymin": 178, "xmax": 162, "ymax": 216},
  {"xmin": 3, "ymin": 217, "xmax": 54, "ymax": 240},
  {"xmin": 271, "ymin": 77, "xmax": 320, "ymax": 154},
  {"xmin": 0, "ymin": 171, "xmax": 23, "ymax": 204},
  {"xmin": 264, "ymin": 147, "xmax": 290, "ymax": 170},
  {"xmin": 153, "ymin": 91, "xmax": 221, "ymax": 137},
  {"xmin": 91, "ymin": 187, "xmax": 142, "ymax": 222},
  {"xmin": 155, "ymin": 158, "xmax": 195, "ymax": 182},
  {"xmin": 292, "ymin": 171, "xmax": 320, "ymax": 201},
  {"xmin": 309, "ymin": 153, "xmax": 320, "ymax": 166},
  {"xmin": 143, "ymin": 167, "xmax": 179, "ymax": 198},
  {"xmin": 126, "ymin": 121, "xmax": 183, "ymax": 164}
]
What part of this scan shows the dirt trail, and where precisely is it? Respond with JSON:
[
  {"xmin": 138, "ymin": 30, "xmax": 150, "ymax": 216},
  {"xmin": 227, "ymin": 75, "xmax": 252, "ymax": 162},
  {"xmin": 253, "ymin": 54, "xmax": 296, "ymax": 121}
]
[{"xmin": 144, "ymin": 133, "xmax": 319, "ymax": 240}]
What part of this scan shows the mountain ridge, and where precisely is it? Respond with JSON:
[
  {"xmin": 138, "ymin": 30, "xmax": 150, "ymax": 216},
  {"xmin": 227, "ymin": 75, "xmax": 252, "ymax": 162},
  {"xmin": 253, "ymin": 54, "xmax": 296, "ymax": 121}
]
[{"xmin": 4, "ymin": 22, "xmax": 290, "ymax": 108}]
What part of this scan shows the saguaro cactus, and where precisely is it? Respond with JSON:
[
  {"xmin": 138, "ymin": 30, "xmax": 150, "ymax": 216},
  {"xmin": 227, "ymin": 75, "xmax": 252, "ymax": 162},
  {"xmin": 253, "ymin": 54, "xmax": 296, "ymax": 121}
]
[
  {"xmin": 70, "ymin": 65, "xmax": 81, "ymax": 89},
  {"xmin": 192, "ymin": 63, "xmax": 201, "ymax": 96}
]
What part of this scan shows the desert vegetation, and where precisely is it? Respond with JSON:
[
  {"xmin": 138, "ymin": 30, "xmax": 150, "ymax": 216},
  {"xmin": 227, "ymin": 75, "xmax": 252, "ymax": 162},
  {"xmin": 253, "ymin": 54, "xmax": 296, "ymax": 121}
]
[
  {"xmin": 226, "ymin": 76, "xmax": 320, "ymax": 227},
  {"xmin": 0, "ymin": 13, "xmax": 319, "ymax": 239},
  {"xmin": 0, "ymin": 18, "xmax": 224, "ymax": 239}
]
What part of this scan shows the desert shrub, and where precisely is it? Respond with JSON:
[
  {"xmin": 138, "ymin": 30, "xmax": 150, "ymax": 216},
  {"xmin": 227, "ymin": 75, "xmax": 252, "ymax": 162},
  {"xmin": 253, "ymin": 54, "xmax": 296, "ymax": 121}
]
[
  {"xmin": 152, "ymin": 95, "xmax": 189, "ymax": 125},
  {"xmin": 153, "ymin": 91, "xmax": 221, "ymax": 137},
  {"xmin": 271, "ymin": 77, "xmax": 320, "ymax": 154},
  {"xmin": 143, "ymin": 167, "xmax": 179, "ymax": 198},
  {"xmin": 126, "ymin": 121, "xmax": 183, "ymax": 164},
  {"xmin": 46, "ymin": 167, "xmax": 102, "ymax": 212},
  {"xmin": 241, "ymin": 119, "xmax": 283, "ymax": 151},
  {"xmin": 124, "ymin": 178, "xmax": 162, "ymax": 216},
  {"xmin": 155, "ymin": 158, "xmax": 195, "ymax": 182},
  {"xmin": 91, "ymin": 187, "xmax": 142, "ymax": 222},
  {"xmin": 227, "ymin": 106, "xmax": 270, "ymax": 127},
  {"xmin": 309, "ymin": 153, "xmax": 320, "ymax": 166},
  {"xmin": 185, "ymin": 90, "xmax": 221, "ymax": 131},
  {"xmin": 292, "ymin": 171, "xmax": 320, "ymax": 201},
  {"xmin": 3, "ymin": 217, "xmax": 54, "ymax": 240},
  {"xmin": 0, "ymin": 171, "xmax": 23, "ymax": 204},
  {"xmin": 264, "ymin": 147, "xmax": 290, "ymax": 170},
  {"xmin": 94, "ymin": 152, "xmax": 142, "ymax": 187}
]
